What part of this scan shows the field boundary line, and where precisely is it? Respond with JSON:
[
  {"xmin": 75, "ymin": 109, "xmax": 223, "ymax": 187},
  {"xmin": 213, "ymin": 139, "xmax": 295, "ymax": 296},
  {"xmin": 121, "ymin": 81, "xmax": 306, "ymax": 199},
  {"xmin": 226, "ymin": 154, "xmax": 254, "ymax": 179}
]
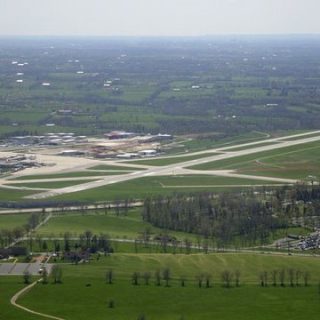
[{"xmin": 10, "ymin": 280, "xmax": 65, "ymax": 320}]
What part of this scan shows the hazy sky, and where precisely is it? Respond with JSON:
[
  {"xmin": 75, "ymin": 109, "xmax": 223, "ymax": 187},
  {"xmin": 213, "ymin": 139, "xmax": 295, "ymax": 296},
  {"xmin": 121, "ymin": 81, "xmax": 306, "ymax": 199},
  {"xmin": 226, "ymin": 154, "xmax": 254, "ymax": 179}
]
[{"xmin": 1, "ymin": 0, "xmax": 320, "ymax": 36}]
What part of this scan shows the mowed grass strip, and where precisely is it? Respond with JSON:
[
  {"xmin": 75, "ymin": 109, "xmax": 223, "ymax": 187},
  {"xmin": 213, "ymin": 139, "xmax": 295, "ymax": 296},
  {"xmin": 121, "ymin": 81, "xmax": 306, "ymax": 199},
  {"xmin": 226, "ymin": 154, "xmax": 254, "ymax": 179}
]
[
  {"xmin": 0, "ymin": 188, "xmax": 36, "ymax": 201},
  {"xmin": 52, "ymin": 176, "xmax": 283, "ymax": 202},
  {"xmin": 220, "ymin": 141, "xmax": 280, "ymax": 152},
  {"xmin": 189, "ymin": 141, "xmax": 320, "ymax": 177},
  {"xmin": 6, "ymin": 180, "xmax": 97, "ymax": 189},
  {"xmin": 0, "ymin": 213, "xmax": 31, "ymax": 230},
  {"xmin": 87, "ymin": 164, "xmax": 146, "ymax": 171},
  {"xmin": 11, "ymin": 171, "xmax": 128, "ymax": 181},
  {"xmin": 125, "ymin": 153, "xmax": 219, "ymax": 166},
  {"xmin": 18, "ymin": 254, "xmax": 320, "ymax": 320},
  {"xmin": 158, "ymin": 175, "xmax": 283, "ymax": 187}
]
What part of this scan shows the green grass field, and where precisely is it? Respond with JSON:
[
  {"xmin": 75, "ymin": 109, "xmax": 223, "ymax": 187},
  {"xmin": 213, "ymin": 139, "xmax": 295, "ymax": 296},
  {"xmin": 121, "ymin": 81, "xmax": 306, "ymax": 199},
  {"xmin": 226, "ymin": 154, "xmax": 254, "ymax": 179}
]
[
  {"xmin": 190, "ymin": 141, "xmax": 320, "ymax": 180},
  {"xmin": 126, "ymin": 153, "xmax": 219, "ymax": 166},
  {"xmin": 0, "ymin": 188, "xmax": 35, "ymax": 202},
  {"xmin": 221, "ymin": 141, "xmax": 280, "ymax": 152},
  {"xmin": 1, "ymin": 277, "xmax": 42, "ymax": 320},
  {"xmin": 0, "ymin": 213, "xmax": 31, "ymax": 230},
  {"xmin": 5, "ymin": 180, "xmax": 96, "ymax": 189},
  {"xmin": 36, "ymin": 210, "xmax": 196, "ymax": 241},
  {"xmin": 88, "ymin": 165, "xmax": 145, "ymax": 171},
  {"xmin": 52, "ymin": 175, "xmax": 282, "ymax": 202},
  {"xmin": 11, "ymin": 253, "xmax": 320, "ymax": 320},
  {"xmin": 11, "ymin": 171, "xmax": 128, "ymax": 181}
]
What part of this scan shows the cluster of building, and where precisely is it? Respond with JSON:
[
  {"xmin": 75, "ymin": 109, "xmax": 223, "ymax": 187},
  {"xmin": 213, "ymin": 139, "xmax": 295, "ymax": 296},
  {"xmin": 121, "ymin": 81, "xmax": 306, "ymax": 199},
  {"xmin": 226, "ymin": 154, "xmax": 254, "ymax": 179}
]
[
  {"xmin": 0, "ymin": 154, "xmax": 44, "ymax": 172},
  {"xmin": 8, "ymin": 133, "xmax": 88, "ymax": 146},
  {"xmin": 297, "ymin": 231, "xmax": 320, "ymax": 250}
]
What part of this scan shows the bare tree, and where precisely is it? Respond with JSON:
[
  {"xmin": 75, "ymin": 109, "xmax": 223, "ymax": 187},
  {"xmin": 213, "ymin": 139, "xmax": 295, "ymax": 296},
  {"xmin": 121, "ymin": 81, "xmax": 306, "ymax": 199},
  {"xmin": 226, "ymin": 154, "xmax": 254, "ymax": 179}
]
[
  {"xmin": 42, "ymin": 267, "xmax": 48, "ymax": 284},
  {"xmin": 143, "ymin": 272, "xmax": 151, "ymax": 285},
  {"xmin": 303, "ymin": 271, "xmax": 310, "ymax": 287},
  {"xmin": 279, "ymin": 269, "xmax": 286, "ymax": 287},
  {"xmin": 51, "ymin": 265, "xmax": 63, "ymax": 284},
  {"xmin": 221, "ymin": 270, "xmax": 233, "ymax": 288},
  {"xmin": 106, "ymin": 269, "xmax": 113, "ymax": 284},
  {"xmin": 205, "ymin": 273, "xmax": 212, "ymax": 288},
  {"xmin": 196, "ymin": 273, "xmax": 204, "ymax": 288},
  {"xmin": 180, "ymin": 275, "xmax": 186, "ymax": 287},
  {"xmin": 234, "ymin": 270, "xmax": 240, "ymax": 287},
  {"xmin": 288, "ymin": 269, "xmax": 295, "ymax": 287},
  {"xmin": 132, "ymin": 272, "xmax": 140, "ymax": 286},
  {"xmin": 163, "ymin": 268, "xmax": 171, "ymax": 287},
  {"xmin": 271, "ymin": 270, "xmax": 278, "ymax": 287},
  {"xmin": 155, "ymin": 270, "xmax": 161, "ymax": 286}
]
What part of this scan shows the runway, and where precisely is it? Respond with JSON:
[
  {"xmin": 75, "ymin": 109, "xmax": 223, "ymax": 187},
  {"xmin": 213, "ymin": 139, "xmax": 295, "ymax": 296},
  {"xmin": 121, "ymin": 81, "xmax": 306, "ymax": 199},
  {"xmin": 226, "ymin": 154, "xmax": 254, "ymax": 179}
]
[{"xmin": 22, "ymin": 130, "xmax": 320, "ymax": 199}]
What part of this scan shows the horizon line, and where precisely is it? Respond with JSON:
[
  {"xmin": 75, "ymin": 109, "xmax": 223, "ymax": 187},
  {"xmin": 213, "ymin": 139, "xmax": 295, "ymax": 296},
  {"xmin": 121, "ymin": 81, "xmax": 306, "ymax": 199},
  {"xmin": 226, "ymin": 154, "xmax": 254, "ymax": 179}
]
[{"xmin": 0, "ymin": 33, "xmax": 320, "ymax": 39}]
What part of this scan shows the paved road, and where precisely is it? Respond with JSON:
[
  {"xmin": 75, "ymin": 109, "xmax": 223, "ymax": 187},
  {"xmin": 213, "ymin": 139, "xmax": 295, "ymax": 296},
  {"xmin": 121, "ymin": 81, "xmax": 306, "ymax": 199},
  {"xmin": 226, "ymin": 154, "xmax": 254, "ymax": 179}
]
[
  {"xmin": 10, "ymin": 280, "xmax": 65, "ymax": 320},
  {"xmin": 23, "ymin": 131, "xmax": 320, "ymax": 200}
]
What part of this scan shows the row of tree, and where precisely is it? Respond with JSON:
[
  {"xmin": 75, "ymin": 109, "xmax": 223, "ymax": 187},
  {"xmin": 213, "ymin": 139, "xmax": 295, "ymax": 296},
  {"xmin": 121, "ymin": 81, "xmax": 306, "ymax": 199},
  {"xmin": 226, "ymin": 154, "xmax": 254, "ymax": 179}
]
[{"xmin": 105, "ymin": 268, "xmax": 312, "ymax": 288}]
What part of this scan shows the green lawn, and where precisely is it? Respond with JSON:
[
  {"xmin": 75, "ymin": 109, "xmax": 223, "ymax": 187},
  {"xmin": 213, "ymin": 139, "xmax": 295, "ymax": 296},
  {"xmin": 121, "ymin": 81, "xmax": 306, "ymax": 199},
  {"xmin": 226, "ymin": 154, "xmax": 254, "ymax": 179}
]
[
  {"xmin": 0, "ymin": 188, "xmax": 35, "ymax": 202},
  {"xmin": 189, "ymin": 141, "xmax": 320, "ymax": 180},
  {"xmin": 126, "ymin": 153, "xmax": 219, "ymax": 166},
  {"xmin": 15, "ymin": 254, "xmax": 320, "ymax": 320},
  {"xmin": 1, "ymin": 277, "xmax": 42, "ymax": 320},
  {"xmin": 0, "ymin": 213, "xmax": 31, "ymax": 231},
  {"xmin": 36, "ymin": 210, "xmax": 195, "ymax": 241},
  {"xmin": 6, "ymin": 180, "xmax": 96, "ymax": 189},
  {"xmin": 10, "ymin": 171, "xmax": 127, "ymax": 181},
  {"xmin": 53, "ymin": 175, "xmax": 283, "ymax": 202},
  {"xmin": 88, "ymin": 165, "xmax": 145, "ymax": 171},
  {"xmin": 221, "ymin": 141, "xmax": 280, "ymax": 152}
]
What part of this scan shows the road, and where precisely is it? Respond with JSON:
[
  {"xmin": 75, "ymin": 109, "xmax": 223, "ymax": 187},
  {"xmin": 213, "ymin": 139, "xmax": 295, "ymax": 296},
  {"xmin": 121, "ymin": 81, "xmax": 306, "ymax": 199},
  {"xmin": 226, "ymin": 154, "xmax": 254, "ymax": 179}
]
[
  {"xmin": 21, "ymin": 130, "xmax": 320, "ymax": 200},
  {"xmin": 10, "ymin": 280, "xmax": 65, "ymax": 320}
]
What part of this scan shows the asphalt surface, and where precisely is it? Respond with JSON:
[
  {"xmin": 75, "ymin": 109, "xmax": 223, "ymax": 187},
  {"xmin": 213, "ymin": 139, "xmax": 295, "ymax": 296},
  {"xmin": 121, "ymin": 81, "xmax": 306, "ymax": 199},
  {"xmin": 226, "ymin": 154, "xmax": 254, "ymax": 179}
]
[{"xmin": 0, "ymin": 261, "xmax": 53, "ymax": 276}]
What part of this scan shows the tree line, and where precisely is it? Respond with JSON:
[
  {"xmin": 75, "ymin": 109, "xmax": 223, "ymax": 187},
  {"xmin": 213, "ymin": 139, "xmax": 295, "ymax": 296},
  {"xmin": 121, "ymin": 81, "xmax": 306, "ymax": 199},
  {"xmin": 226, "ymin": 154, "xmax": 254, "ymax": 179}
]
[{"xmin": 142, "ymin": 185, "xmax": 320, "ymax": 248}]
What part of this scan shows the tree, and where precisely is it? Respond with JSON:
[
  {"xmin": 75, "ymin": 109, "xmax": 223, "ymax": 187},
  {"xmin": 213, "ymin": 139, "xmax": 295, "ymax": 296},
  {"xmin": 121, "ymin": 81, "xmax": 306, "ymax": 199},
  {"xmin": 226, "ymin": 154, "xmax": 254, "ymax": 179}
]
[
  {"xmin": 279, "ymin": 269, "xmax": 286, "ymax": 287},
  {"xmin": 42, "ymin": 240, "xmax": 48, "ymax": 252},
  {"xmin": 288, "ymin": 269, "xmax": 295, "ymax": 287},
  {"xmin": 155, "ymin": 270, "xmax": 161, "ymax": 286},
  {"xmin": 42, "ymin": 267, "xmax": 48, "ymax": 284},
  {"xmin": 221, "ymin": 270, "xmax": 233, "ymax": 288},
  {"xmin": 180, "ymin": 276, "xmax": 186, "ymax": 287},
  {"xmin": 23, "ymin": 271, "xmax": 31, "ymax": 284},
  {"xmin": 132, "ymin": 272, "xmax": 140, "ymax": 286},
  {"xmin": 51, "ymin": 265, "xmax": 63, "ymax": 284},
  {"xmin": 196, "ymin": 274, "xmax": 204, "ymax": 288},
  {"xmin": 143, "ymin": 272, "xmax": 151, "ymax": 285},
  {"xmin": 205, "ymin": 273, "xmax": 212, "ymax": 288},
  {"xmin": 295, "ymin": 270, "xmax": 301, "ymax": 286},
  {"xmin": 106, "ymin": 269, "xmax": 113, "ymax": 284},
  {"xmin": 163, "ymin": 268, "xmax": 171, "ymax": 287},
  {"xmin": 303, "ymin": 271, "xmax": 310, "ymax": 287},
  {"xmin": 234, "ymin": 270, "xmax": 240, "ymax": 287},
  {"xmin": 271, "ymin": 270, "xmax": 278, "ymax": 287}
]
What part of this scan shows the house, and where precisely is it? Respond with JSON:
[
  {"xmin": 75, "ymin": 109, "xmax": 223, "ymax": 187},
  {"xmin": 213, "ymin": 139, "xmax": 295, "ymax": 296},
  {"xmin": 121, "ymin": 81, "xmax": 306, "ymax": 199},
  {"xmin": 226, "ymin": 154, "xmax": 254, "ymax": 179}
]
[
  {"xmin": 104, "ymin": 131, "xmax": 136, "ymax": 140},
  {"xmin": 138, "ymin": 149, "xmax": 157, "ymax": 157}
]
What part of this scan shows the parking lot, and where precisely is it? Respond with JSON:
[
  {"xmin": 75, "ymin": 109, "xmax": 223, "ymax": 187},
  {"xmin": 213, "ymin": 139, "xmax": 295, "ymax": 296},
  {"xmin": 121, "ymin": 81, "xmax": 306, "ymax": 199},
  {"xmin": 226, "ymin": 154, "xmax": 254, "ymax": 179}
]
[{"xmin": 0, "ymin": 262, "xmax": 53, "ymax": 276}]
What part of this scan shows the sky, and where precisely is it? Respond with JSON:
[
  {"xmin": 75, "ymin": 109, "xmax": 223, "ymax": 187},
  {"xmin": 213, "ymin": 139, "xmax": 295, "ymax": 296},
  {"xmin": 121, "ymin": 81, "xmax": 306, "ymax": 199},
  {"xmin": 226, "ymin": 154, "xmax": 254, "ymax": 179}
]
[{"xmin": 0, "ymin": 0, "xmax": 320, "ymax": 36}]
